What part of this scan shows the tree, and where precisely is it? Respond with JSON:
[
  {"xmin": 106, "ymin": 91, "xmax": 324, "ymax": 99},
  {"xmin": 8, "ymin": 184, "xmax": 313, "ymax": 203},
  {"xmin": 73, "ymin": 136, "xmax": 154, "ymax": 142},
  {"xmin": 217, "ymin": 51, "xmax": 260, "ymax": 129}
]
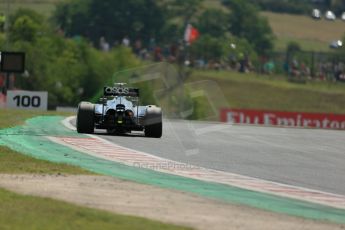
[
  {"xmin": 330, "ymin": 0, "xmax": 345, "ymax": 15},
  {"xmin": 196, "ymin": 9, "xmax": 229, "ymax": 38},
  {"xmin": 248, "ymin": 0, "xmax": 312, "ymax": 15},
  {"xmin": 5, "ymin": 8, "xmax": 142, "ymax": 107},
  {"xmin": 10, "ymin": 16, "xmax": 39, "ymax": 42},
  {"xmin": 9, "ymin": 8, "xmax": 47, "ymax": 42},
  {"xmin": 223, "ymin": 0, "xmax": 274, "ymax": 55},
  {"xmin": 9, "ymin": 8, "xmax": 45, "ymax": 26},
  {"xmin": 165, "ymin": 0, "xmax": 204, "ymax": 24},
  {"xmin": 287, "ymin": 41, "xmax": 302, "ymax": 53},
  {"xmin": 190, "ymin": 34, "xmax": 225, "ymax": 61},
  {"xmin": 53, "ymin": 0, "xmax": 166, "ymax": 45}
]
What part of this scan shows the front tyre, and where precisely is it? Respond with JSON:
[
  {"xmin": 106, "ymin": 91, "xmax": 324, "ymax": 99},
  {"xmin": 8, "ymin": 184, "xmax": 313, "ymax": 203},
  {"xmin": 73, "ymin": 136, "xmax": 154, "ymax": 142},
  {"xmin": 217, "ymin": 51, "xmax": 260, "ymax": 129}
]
[{"xmin": 76, "ymin": 102, "xmax": 95, "ymax": 134}]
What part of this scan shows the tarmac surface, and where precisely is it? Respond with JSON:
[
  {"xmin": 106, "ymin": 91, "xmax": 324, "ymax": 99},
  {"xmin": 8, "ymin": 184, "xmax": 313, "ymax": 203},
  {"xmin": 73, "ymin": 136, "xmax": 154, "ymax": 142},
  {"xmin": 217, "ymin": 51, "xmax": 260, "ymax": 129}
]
[{"xmin": 83, "ymin": 119, "xmax": 345, "ymax": 196}]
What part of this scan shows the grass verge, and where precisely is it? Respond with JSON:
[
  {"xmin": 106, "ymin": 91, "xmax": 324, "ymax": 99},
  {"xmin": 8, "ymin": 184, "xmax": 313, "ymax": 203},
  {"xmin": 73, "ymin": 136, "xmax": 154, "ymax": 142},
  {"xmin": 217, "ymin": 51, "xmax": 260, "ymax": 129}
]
[
  {"xmin": 0, "ymin": 111, "xmax": 192, "ymax": 229},
  {"xmin": 0, "ymin": 188, "xmax": 191, "ymax": 230},
  {"xmin": 0, "ymin": 109, "xmax": 91, "ymax": 174},
  {"xmin": 0, "ymin": 109, "xmax": 73, "ymax": 129},
  {"xmin": 0, "ymin": 146, "xmax": 92, "ymax": 174},
  {"xmin": 189, "ymin": 70, "xmax": 345, "ymax": 115}
]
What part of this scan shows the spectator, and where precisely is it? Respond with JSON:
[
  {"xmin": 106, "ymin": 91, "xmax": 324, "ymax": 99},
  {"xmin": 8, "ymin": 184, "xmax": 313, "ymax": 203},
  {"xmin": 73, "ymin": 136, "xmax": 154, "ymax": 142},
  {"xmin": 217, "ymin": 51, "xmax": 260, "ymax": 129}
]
[
  {"xmin": 283, "ymin": 60, "xmax": 289, "ymax": 74},
  {"xmin": 113, "ymin": 40, "xmax": 120, "ymax": 48},
  {"xmin": 99, "ymin": 36, "xmax": 110, "ymax": 52},
  {"xmin": 134, "ymin": 39, "xmax": 142, "ymax": 56},
  {"xmin": 122, "ymin": 36, "xmax": 130, "ymax": 47},
  {"xmin": 169, "ymin": 43, "xmax": 178, "ymax": 62},
  {"xmin": 264, "ymin": 60, "xmax": 275, "ymax": 74},
  {"xmin": 139, "ymin": 48, "xmax": 150, "ymax": 60},
  {"xmin": 300, "ymin": 62, "xmax": 310, "ymax": 78},
  {"xmin": 238, "ymin": 53, "xmax": 251, "ymax": 73},
  {"xmin": 290, "ymin": 59, "xmax": 300, "ymax": 77},
  {"xmin": 238, "ymin": 52, "xmax": 245, "ymax": 73},
  {"xmin": 154, "ymin": 46, "xmax": 163, "ymax": 62},
  {"xmin": 149, "ymin": 37, "xmax": 156, "ymax": 52}
]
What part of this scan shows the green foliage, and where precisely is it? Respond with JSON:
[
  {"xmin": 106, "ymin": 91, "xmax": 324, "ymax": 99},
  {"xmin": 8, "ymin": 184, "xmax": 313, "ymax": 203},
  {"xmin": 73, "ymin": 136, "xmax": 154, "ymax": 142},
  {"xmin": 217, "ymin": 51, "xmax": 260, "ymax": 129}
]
[
  {"xmin": 186, "ymin": 94, "xmax": 208, "ymax": 120},
  {"xmin": 9, "ymin": 8, "xmax": 46, "ymax": 26},
  {"xmin": 4, "ymin": 8, "xmax": 141, "ymax": 107},
  {"xmin": 223, "ymin": 0, "xmax": 274, "ymax": 54},
  {"xmin": 248, "ymin": 0, "xmax": 345, "ymax": 15},
  {"xmin": 53, "ymin": 0, "xmax": 166, "ymax": 45},
  {"xmin": 287, "ymin": 41, "xmax": 302, "ymax": 53},
  {"xmin": 331, "ymin": 0, "xmax": 345, "ymax": 15},
  {"xmin": 2, "ymin": 1, "xmax": 279, "ymax": 108},
  {"xmin": 165, "ymin": 0, "xmax": 205, "ymax": 23},
  {"xmin": 196, "ymin": 9, "xmax": 229, "ymax": 37},
  {"xmin": 0, "ymin": 33, "xmax": 5, "ymax": 47},
  {"xmin": 190, "ymin": 34, "xmax": 258, "ymax": 65},
  {"xmin": 10, "ymin": 16, "xmax": 40, "ymax": 42},
  {"xmin": 249, "ymin": 0, "xmax": 312, "ymax": 15},
  {"xmin": 53, "ymin": 0, "xmax": 91, "ymax": 37},
  {"xmin": 190, "ymin": 34, "xmax": 225, "ymax": 60},
  {"xmin": 51, "ymin": 0, "xmax": 276, "ymax": 59},
  {"xmin": 224, "ymin": 36, "xmax": 258, "ymax": 63},
  {"xmin": 9, "ymin": 9, "xmax": 48, "ymax": 43}
]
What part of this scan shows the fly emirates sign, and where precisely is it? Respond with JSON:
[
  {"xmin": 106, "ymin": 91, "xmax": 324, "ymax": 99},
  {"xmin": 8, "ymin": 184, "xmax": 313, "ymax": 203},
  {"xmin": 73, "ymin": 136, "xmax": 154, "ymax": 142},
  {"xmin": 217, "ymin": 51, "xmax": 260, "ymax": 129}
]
[{"xmin": 220, "ymin": 109, "xmax": 345, "ymax": 130}]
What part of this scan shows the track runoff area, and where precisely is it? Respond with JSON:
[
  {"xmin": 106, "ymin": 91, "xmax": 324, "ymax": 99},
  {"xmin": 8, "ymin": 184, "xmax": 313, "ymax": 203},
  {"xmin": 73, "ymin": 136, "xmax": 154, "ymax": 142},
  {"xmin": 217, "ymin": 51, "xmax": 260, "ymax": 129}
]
[{"xmin": 42, "ymin": 116, "xmax": 345, "ymax": 223}]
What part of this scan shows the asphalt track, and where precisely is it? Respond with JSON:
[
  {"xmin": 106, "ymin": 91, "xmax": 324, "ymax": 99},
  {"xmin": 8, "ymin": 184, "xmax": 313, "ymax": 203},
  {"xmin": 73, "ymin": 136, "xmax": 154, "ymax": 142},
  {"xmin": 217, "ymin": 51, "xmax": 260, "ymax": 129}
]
[{"xmin": 72, "ymin": 119, "xmax": 345, "ymax": 196}]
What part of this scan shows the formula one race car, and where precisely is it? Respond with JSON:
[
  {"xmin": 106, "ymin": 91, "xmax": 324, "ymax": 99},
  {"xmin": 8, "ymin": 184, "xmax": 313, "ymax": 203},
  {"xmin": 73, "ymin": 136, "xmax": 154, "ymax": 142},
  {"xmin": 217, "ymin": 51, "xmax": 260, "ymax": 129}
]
[{"xmin": 76, "ymin": 83, "xmax": 162, "ymax": 138}]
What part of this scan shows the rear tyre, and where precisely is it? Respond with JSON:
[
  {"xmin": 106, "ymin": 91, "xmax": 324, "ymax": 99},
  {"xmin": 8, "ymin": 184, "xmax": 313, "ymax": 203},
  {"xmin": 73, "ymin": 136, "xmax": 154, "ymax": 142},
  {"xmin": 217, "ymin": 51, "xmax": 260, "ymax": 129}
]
[
  {"xmin": 144, "ymin": 106, "xmax": 162, "ymax": 138},
  {"xmin": 145, "ymin": 122, "xmax": 162, "ymax": 138},
  {"xmin": 76, "ymin": 102, "xmax": 95, "ymax": 134}
]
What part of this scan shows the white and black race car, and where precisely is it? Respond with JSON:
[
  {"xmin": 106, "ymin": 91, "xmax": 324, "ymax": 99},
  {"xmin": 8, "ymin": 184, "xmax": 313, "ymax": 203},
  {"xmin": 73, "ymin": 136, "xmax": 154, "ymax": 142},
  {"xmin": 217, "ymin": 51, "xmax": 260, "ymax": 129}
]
[{"xmin": 76, "ymin": 83, "xmax": 162, "ymax": 138}]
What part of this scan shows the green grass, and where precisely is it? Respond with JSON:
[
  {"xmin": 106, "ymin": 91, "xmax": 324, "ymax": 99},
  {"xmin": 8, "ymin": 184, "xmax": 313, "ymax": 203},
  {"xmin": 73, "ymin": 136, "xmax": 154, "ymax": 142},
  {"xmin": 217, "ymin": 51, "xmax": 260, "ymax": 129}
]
[
  {"xmin": 0, "ymin": 112, "xmax": 192, "ymax": 229},
  {"xmin": 0, "ymin": 109, "xmax": 92, "ymax": 174},
  {"xmin": 189, "ymin": 70, "xmax": 345, "ymax": 114},
  {"xmin": 262, "ymin": 11, "xmax": 345, "ymax": 51},
  {"xmin": 0, "ymin": 146, "xmax": 93, "ymax": 174},
  {"xmin": 0, "ymin": 188, "xmax": 192, "ymax": 230},
  {"xmin": 274, "ymin": 36, "xmax": 332, "ymax": 52},
  {"xmin": 0, "ymin": 109, "xmax": 72, "ymax": 129}
]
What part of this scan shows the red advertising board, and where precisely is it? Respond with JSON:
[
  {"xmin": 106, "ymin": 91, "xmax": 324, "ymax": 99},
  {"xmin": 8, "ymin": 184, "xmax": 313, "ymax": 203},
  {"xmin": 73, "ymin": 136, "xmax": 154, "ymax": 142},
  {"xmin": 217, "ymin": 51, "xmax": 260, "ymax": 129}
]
[{"xmin": 220, "ymin": 108, "xmax": 345, "ymax": 130}]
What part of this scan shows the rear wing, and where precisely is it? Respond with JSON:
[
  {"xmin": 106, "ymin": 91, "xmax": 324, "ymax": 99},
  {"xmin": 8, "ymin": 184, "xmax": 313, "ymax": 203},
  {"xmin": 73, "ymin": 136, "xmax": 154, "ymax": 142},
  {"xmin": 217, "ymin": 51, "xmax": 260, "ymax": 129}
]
[{"xmin": 103, "ymin": 86, "xmax": 139, "ymax": 97}]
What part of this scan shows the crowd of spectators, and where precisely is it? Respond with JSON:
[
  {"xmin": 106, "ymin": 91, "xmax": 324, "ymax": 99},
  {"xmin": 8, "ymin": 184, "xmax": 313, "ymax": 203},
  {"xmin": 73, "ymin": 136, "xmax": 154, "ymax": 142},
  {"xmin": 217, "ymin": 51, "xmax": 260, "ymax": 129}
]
[
  {"xmin": 97, "ymin": 36, "xmax": 345, "ymax": 82},
  {"xmin": 99, "ymin": 36, "xmax": 186, "ymax": 64},
  {"xmin": 98, "ymin": 36, "xmax": 255, "ymax": 72}
]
